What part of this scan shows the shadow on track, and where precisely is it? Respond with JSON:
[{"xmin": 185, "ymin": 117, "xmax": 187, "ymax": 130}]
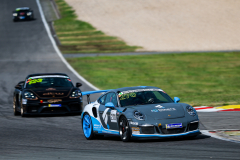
[
  {"xmin": 13, "ymin": 18, "xmax": 37, "ymax": 22},
  {"xmin": 93, "ymin": 134, "xmax": 210, "ymax": 143},
  {"xmin": 14, "ymin": 113, "xmax": 81, "ymax": 118}
]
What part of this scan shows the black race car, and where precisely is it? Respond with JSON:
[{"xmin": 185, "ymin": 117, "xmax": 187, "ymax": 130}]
[
  {"xmin": 12, "ymin": 7, "xmax": 34, "ymax": 22},
  {"xmin": 13, "ymin": 73, "xmax": 83, "ymax": 117}
]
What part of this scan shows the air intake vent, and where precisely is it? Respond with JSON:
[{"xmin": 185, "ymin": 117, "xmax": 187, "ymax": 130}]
[
  {"xmin": 160, "ymin": 127, "xmax": 185, "ymax": 134},
  {"xmin": 92, "ymin": 107, "xmax": 97, "ymax": 118},
  {"xmin": 188, "ymin": 122, "xmax": 199, "ymax": 131},
  {"xmin": 141, "ymin": 126, "xmax": 155, "ymax": 134}
]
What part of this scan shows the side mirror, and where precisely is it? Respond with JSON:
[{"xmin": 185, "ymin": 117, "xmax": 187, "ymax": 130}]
[
  {"xmin": 15, "ymin": 84, "xmax": 23, "ymax": 90},
  {"xmin": 174, "ymin": 97, "xmax": 180, "ymax": 103},
  {"xmin": 76, "ymin": 82, "xmax": 82, "ymax": 87},
  {"xmin": 105, "ymin": 102, "xmax": 115, "ymax": 109}
]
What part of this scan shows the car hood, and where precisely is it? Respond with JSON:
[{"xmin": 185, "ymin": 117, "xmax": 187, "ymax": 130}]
[
  {"xmin": 126, "ymin": 103, "xmax": 185, "ymax": 120},
  {"xmin": 29, "ymin": 87, "xmax": 73, "ymax": 98}
]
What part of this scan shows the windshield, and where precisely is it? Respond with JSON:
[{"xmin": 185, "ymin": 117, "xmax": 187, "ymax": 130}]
[
  {"xmin": 25, "ymin": 77, "xmax": 73, "ymax": 88},
  {"xmin": 119, "ymin": 89, "xmax": 173, "ymax": 107}
]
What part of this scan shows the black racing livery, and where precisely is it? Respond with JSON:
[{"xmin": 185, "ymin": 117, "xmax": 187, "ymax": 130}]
[
  {"xmin": 13, "ymin": 73, "xmax": 83, "ymax": 116},
  {"xmin": 12, "ymin": 7, "xmax": 34, "ymax": 22}
]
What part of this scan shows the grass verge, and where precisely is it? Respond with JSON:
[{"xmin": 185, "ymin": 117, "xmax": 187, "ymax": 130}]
[
  {"xmin": 67, "ymin": 52, "xmax": 240, "ymax": 106},
  {"xmin": 54, "ymin": 0, "xmax": 140, "ymax": 53}
]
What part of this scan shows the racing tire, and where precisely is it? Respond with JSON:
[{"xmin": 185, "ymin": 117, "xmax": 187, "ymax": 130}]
[
  {"xmin": 119, "ymin": 116, "xmax": 131, "ymax": 142},
  {"xmin": 13, "ymin": 97, "xmax": 20, "ymax": 116},
  {"xmin": 82, "ymin": 113, "xmax": 94, "ymax": 140},
  {"xmin": 20, "ymin": 105, "xmax": 26, "ymax": 117}
]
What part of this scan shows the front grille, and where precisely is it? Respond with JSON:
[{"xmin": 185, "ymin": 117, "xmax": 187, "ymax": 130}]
[
  {"xmin": 69, "ymin": 105, "xmax": 80, "ymax": 111},
  {"xmin": 188, "ymin": 122, "xmax": 199, "ymax": 131},
  {"xmin": 160, "ymin": 127, "xmax": 185, "ymax": 134},
  {"xmin": 27, "ymin": 106, "xmax": 40, "ymax": 113},
  {"xmin": 141, "ymin": 126, "xmax": 155, "ymax": 134},
  {"xmin": 41, "ymin": 107, "xmax": 68, "ymax": 113}
]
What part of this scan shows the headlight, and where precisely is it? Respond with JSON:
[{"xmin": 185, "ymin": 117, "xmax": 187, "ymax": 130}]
[
  {"xmin": 133, "ymin": 110, "xmax": 145, "ymax": 120},
  {"xmin": 27, "ymin": 12, "xmax": 32, "ymax": 16},
  {"xmin": 186, "ymin": 106, "xmax": 196, "ymax": 116},
  {"xmin": 13, "ymin": 13, "xmax": 17, "ymax": 16},
  {"xmin": 70, "ymin": 90, "xmax": 82, "ymax": 98},
  {"xmin": 24, "ymin": 91, "xmax": 38, "ymax": 100}
]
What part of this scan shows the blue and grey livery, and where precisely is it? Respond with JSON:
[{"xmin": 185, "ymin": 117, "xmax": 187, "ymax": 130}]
[{"xmin": 81, "ymin": 86, "xmax": 200, "ymax": 142}]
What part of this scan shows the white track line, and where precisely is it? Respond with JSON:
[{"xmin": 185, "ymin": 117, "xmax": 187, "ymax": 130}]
[
  {"xmin": 201, "ymin": 130, "xmax": 240, "ymax": 144},
  {"xmin": 36, "ymin": 0, "xmax": 99, "ymax": 91}
]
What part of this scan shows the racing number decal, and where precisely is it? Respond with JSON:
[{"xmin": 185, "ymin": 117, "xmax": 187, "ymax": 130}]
[
  {"xmin": 27, "ymin": 79, "xmax": 43, "ymax": 85},
  {"xmin": 119, "ymin": 92, "xmax": 136, "ymax": 100},
  {"xmin": 110, "ymin": 110, "xmax": 117, "ymax": 122}
]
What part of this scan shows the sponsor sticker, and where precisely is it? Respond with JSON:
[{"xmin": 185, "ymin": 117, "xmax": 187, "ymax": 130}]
[
  {"xmin": 158, "ymin": 108, "xmax": 176, "ymax": 112},
  {"xmin": 46, "ymin": 88, "xmax": 56, "ymax": 91},
  {"xmin": 47, "ymin": 99, "xmax": 62, "ymax": 103},
  {"xmin": 94, "ymin": 124, "xmax": 101, "ymax": 129},
  {"xmin": 110, "ymin": 110, "xmax": 117, "ymax": 122},
  {"xmin": 155, "ymin": 105, "xmax": 164, "ymax": 108},
  {"xmin": 130, "ymin": 122, "xmax": 138, "ymax": 125},
  {"xmin": 48, "ymin": 104, "xmax": 61, "ymax": 107},
  {"xmin": 132, "ymin": 127, "xmax": 140, "ymax": 134},
  {"xmin": 166, "ymin": 123, "xmax": 182, "ymax": 129},
  {"xmin": 151, "ymin": 109, "xmax": 159, "ymax": 112}
]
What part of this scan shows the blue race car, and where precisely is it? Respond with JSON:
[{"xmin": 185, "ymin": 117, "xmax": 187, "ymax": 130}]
[{"xmin": 81, "ymin": 86, "xmax": 200, "ymax": 142}]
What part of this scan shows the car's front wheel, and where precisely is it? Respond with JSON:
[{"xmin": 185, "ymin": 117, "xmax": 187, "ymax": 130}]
[
  {"xmin": 82, "ymin": 113, "xmax": 94, "ymax": 140},
  {"xmin": 119, "ymin": 116, "xmax": 131, "ymax": 142},
  {"xmin": 13, "ymin": 97, "xmax": 20, "ymax": 116},
  {"xmin": 20, "ymin": 105, "xmax": 26, "ymax": 117}
]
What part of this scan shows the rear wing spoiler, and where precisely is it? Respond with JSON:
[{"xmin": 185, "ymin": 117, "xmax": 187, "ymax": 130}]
[{"xmin": 82, "ymin": 90, "xmax": 111, "ymax": 104}]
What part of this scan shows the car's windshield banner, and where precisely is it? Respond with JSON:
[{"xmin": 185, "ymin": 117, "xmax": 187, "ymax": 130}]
[
  {"xmin": 28, "ymin": 75, "xmax": 69, "ymax": 79},
  {"xmin": 120, "ymin": 89, "xmax": 163, "ymax": 95}
]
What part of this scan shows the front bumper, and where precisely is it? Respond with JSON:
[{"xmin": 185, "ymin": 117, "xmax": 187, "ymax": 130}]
[
  {"xmin": 129, "ymin": 119, "xmax": 200, "ymax": 139},
  {"xmin": 13, "ymin": 15, "xmax": 33, "ymax": 20},
  {"xmin": 22, "ymin": 99, "xmax": 83, "ymax": 115},
  {"xmin": 131, "ymin": 129, "xmax": 201, "ymax": 140}
]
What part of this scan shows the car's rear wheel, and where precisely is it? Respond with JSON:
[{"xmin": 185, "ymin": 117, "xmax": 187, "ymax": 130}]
[
  {"xmin": 119, "ymin": 116, "xmax": 131, "ymax": 142},
  {"xmin": 82, "ymin": 113, "xmax": 94, "ymax": 140}
]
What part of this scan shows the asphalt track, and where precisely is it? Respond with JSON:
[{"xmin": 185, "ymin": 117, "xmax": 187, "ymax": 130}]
[{"xmin": 0, "ymin": 0, "xmax": 240, "ymax": 159}]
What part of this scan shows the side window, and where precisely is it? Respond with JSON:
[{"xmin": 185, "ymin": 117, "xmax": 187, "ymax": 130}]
[
  {"xmin": 106, "ymin": 92, "xmax": 118, "ymax": 107},
  {"xmin": 98, "ymin": 94, "xmax": 106, "ymax": 105},
  {"xmin": 153, "ymin": 91, "xmax": 171, "ymax": 103},
  {"xmin": 111, "ymin": 93, "xmax": 118, "ymax": 107}
]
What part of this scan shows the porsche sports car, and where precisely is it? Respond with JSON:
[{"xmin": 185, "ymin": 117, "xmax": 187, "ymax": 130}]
[
  {"xmin": 81, "ymin": 86, "xmax": 200, "ymax": 142},
  {"xmin": 12, "ymin": 7, "xmax": 34, "ymax": 22},
  {"xmin": 13, "ymin": 73, "xmax": 83, "ymax": 117}
]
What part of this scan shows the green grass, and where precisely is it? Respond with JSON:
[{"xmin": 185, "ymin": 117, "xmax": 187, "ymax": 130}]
[
  {"xmin": 67, "ymin": 52, "xmax": 240, "ymax": 106},
  {"xmin": 54, "ymin": 0, "xmax": 140, "ymax": 53}
]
